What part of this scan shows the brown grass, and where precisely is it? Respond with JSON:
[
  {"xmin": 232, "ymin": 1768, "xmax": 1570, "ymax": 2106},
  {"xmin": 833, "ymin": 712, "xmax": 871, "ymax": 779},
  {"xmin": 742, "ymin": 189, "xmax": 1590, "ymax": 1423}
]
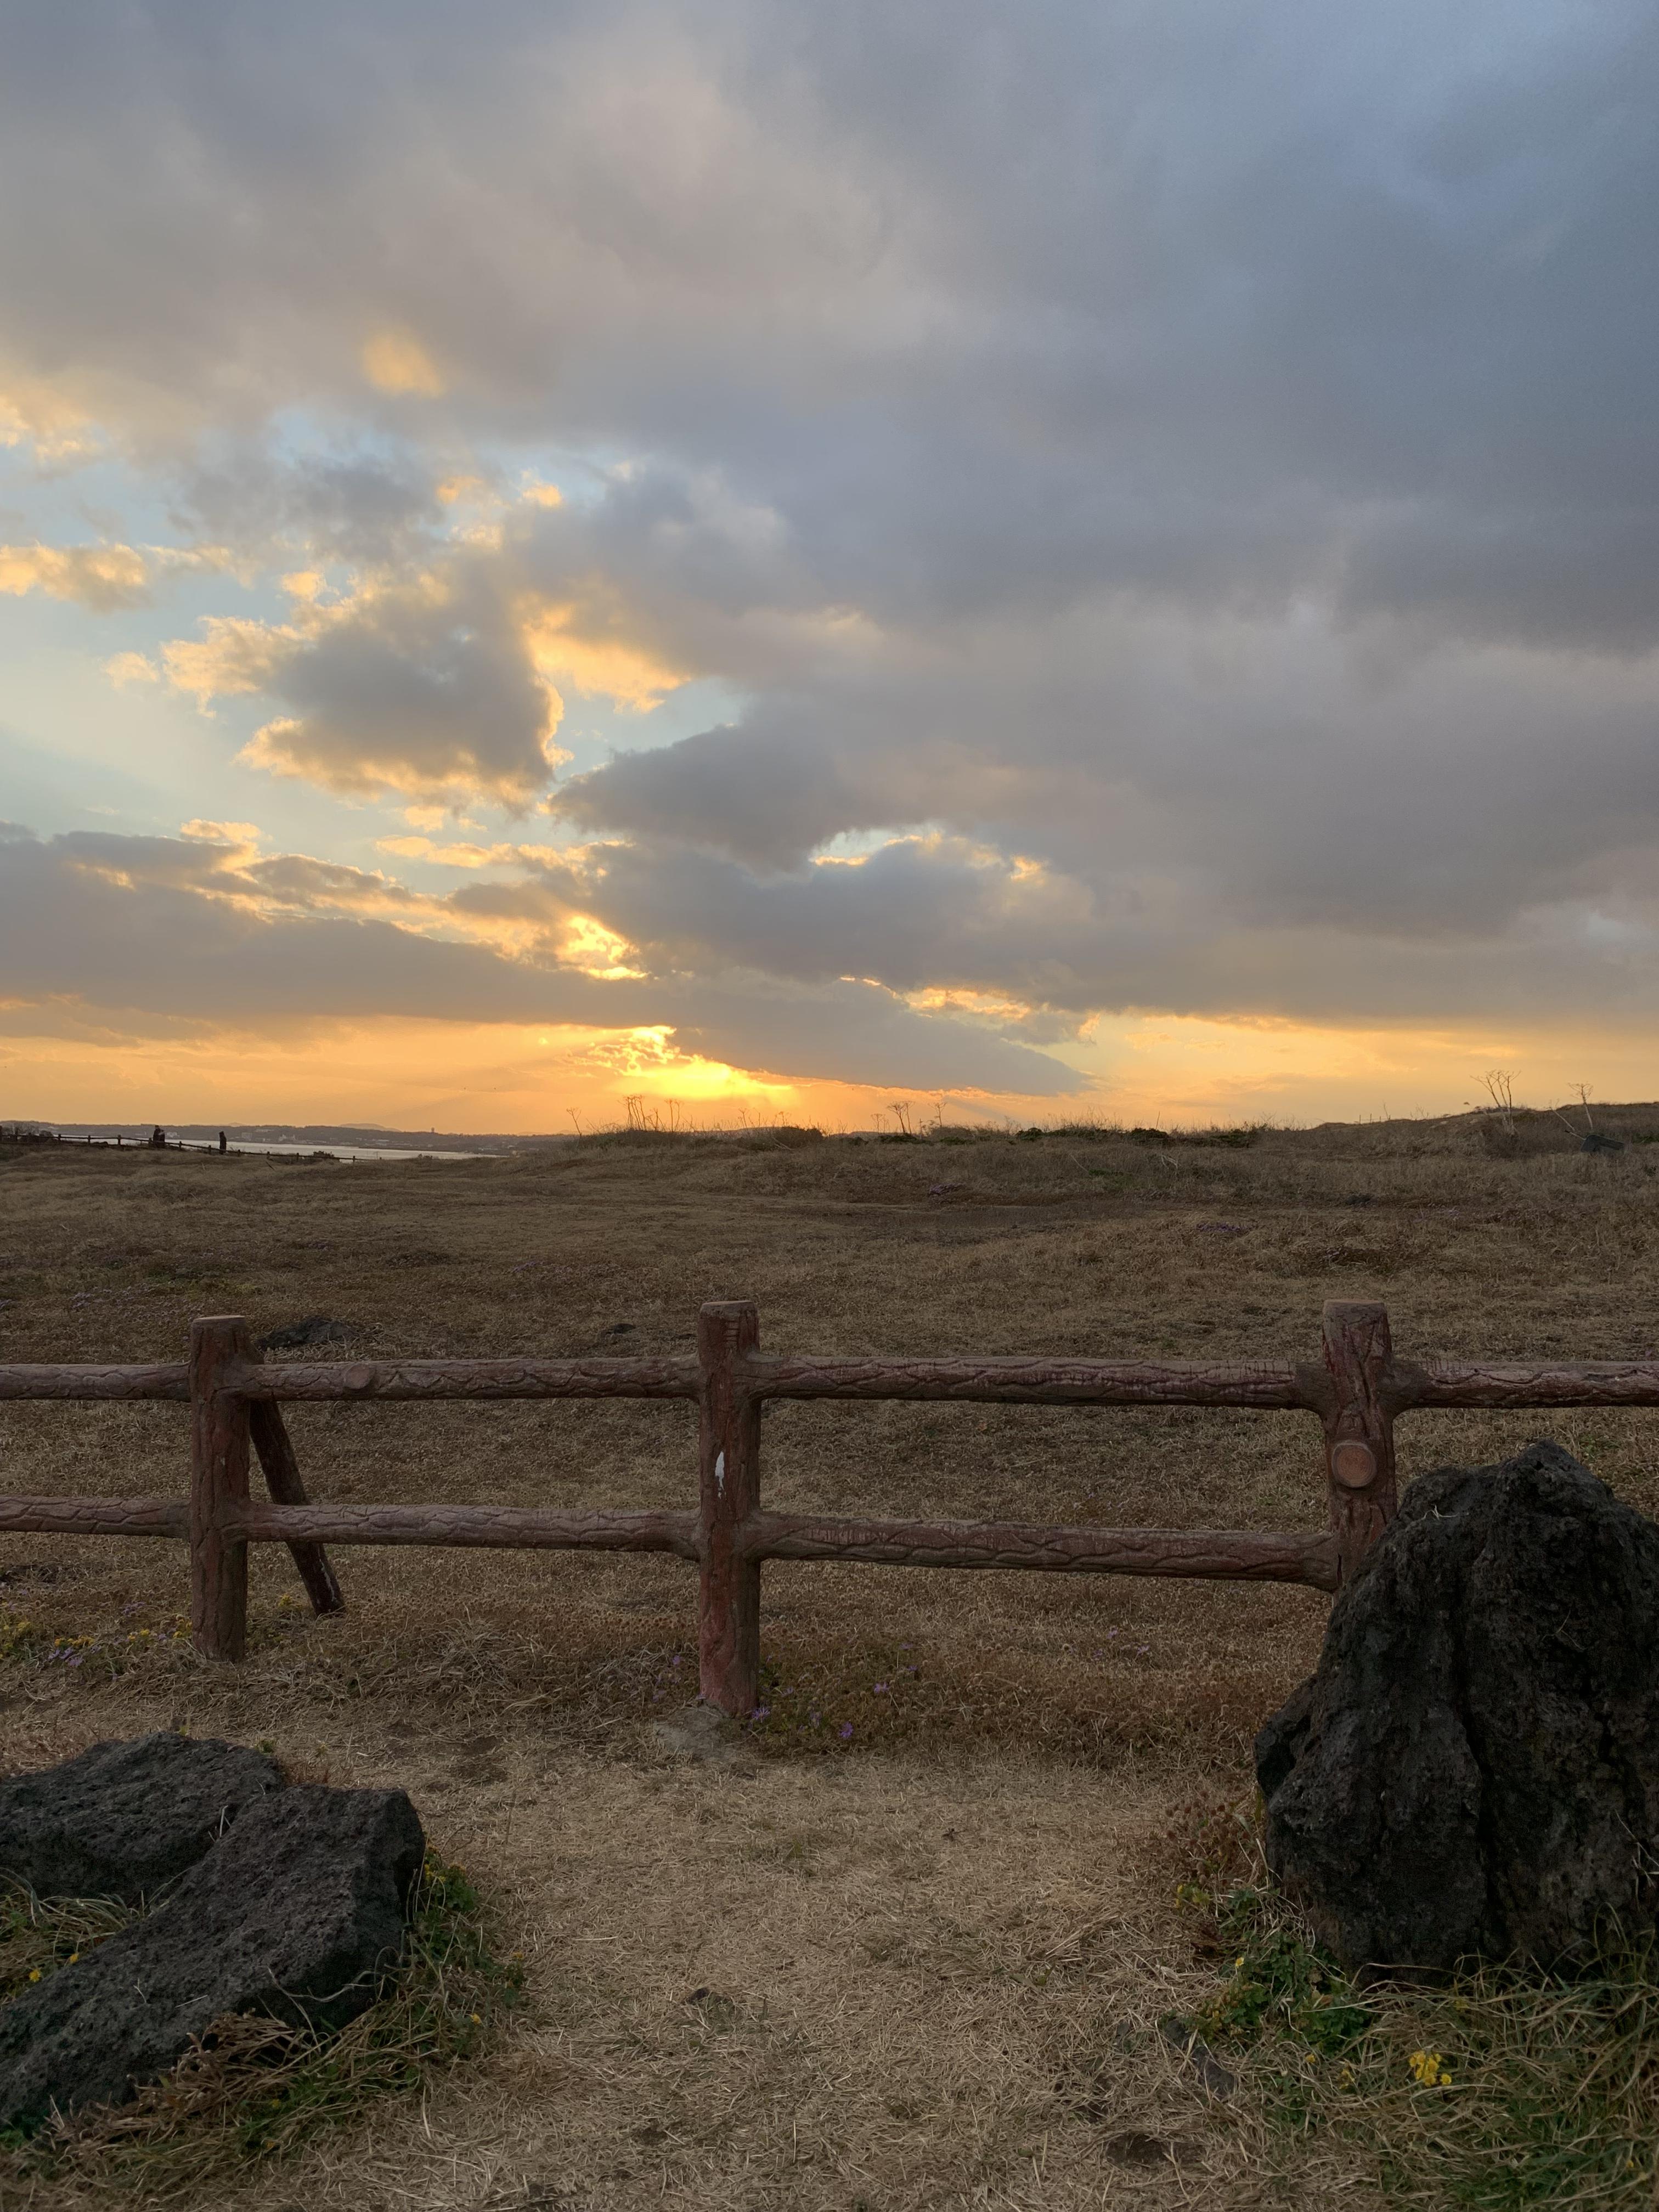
[{"xmin": 1, "ymin": 1108, "xmax": 1657, "ymax": 2207}]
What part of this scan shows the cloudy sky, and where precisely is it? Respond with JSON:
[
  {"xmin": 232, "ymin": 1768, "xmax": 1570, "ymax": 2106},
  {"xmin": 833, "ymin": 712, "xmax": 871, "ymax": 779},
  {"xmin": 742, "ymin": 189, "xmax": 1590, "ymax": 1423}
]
[{"xmin": 3, "ymin": 1, "xmax": 1656, "ymax": 1131}]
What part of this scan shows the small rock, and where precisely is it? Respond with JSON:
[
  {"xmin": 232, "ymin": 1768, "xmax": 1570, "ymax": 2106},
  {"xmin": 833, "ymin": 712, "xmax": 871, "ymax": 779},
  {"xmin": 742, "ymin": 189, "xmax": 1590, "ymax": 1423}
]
[
  {"xmin": 1257, "ymin": 1441, "xmax": 1659, "ymax": 1972},
  {"xmin": 259, "ymin": 1314, "xmax": 349, "ymax": 1351},
  {"xmin": 1157, "ymin": 2015, "xmax": 1237, "ymax": 2098},
  {"xmin": 1582, "ymin": 1131, "xmax": 1626, "ymax": 1154},
  {"xmin": 0, "ymin": 1784, "xmax": 424, "ymax": 2129},
  {"xmin": 0, "ymin": 1562, "xmax": 69, "ymax": 1589},
  {"xmin": 652, "ymin": 1703, "xmax": 743, "ymax": 1764},
  {"xmin": 0, "ymin": 1733, "xmax": 284, "ymax": 1907},
  {"xmin": 1103, "ymin": 2129, "xmax": 1180, "ymax": 2166},
  {"xmin": 685, "ymin": 1986, "xmax": 741, "ymax": 2028}
]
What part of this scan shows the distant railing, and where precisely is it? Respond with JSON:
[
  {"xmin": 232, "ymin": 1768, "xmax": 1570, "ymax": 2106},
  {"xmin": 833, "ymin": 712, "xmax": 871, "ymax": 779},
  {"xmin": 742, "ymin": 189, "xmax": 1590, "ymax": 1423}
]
[
  {"xmin": 1, "ymin": 1128, "xmax": 388, "ymax": 1160},
  {"xmin": 2, "ymin": 1301, "xmax": 1657, "ymax": 1714}
]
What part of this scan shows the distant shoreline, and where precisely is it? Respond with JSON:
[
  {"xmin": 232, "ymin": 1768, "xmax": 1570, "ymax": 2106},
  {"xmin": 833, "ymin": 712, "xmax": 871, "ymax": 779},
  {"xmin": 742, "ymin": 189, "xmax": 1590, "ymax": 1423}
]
[{"xmin": 0, "ymin": 1121, "xmax": 566, "ymax": 1156}]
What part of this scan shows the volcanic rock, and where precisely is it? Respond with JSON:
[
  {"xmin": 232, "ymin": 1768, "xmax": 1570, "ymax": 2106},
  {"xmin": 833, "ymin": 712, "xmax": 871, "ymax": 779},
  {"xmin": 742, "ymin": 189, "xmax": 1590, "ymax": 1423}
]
[
  {"xmin": 0, "ymin": 1732, "xmax": 284, "ymax": 1907},
  {"xmin": 0, "ymin": 1784, "xmax": 424, "ymax": 2129},
  {"xmin": 1257, "ymin": 1441, "xmax": 1659, "ymax": 1973},
  {"xmin": 259, "ymin": 1313, "xmax": 349, "ymax": 1350}
]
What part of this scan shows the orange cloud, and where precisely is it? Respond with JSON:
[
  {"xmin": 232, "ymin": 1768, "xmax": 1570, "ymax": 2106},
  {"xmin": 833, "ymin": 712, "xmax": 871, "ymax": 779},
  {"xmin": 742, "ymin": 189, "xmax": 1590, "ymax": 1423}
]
[
  {"xmin": 360, "ymin": 327, "xmax": 445, "ymax": 397},
  {"xmin": 520, "ymin": 596, "xmax": 691, "ymax": 712},
  {"xmin": 1, "ymin": 541, "xmax": 151, "ymax": 611},
  {"xmin": 0, "ymin": 376, "xmax": 98, "ymax": 461}
]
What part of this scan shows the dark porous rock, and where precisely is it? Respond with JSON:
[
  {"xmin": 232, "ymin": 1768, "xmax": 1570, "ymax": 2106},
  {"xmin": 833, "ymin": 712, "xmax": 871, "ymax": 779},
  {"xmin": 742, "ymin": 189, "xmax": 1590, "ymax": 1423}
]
[
  {"xmin": 0, "ymin": 1732, "xmax": 285, "ymax": 1907},
  {"xmin": 1257, "ymin": 1442, "xmax": 1659, "ymax": 1974},
  {"xmin": 0, "ymin": 1785, "xmax": 424, "ymax": 2129},
  {"xmin": 259, "ymin": 1313, "xmax": 349, "ymax": 1351}
]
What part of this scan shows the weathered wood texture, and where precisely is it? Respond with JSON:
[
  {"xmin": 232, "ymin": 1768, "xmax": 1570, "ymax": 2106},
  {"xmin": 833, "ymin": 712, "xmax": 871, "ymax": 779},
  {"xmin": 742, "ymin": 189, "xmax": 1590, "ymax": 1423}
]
[
  {"xmin": 742, "ymin": 1512, "xmax": 1340, "ymax": 1589},
  {"xmin": 744, "ymin": 1353, "xmax": 1316, "ymax": 1407},
  {"xmin": 1406, "ymin": 1361, "xmax": 1659, "ymax": 1408},
  {"xmin": 242, "ymin": 1356, "xmax": 700, "ymax": 1401},
  {"xmin": 247, "ymin": 1400, "xmax": 345, "ymax": 1615},
  {"xmin": 227, "ymin": 1503, "xmax": 699, "ymax": 1554},
  {"xmin": 1321, "ymin": 1301, "xmax": 1400, "ymax": 1582},
  {"xmin": 0, "ymin": 1363, "xmax": 189, "ymax": 1401},
  {"xmin": 0, "ymin": 1498, "xmax": 187, "ymax": 1538},
  {"xmin": 8, "ymin": 1349, "xmax": 1658, "ymax": 1410},
  {"xmin": 0, "ymin": 1490, "xmax": 1330, "ymax": 1587},
  {"xmin": 189, "ymin": 1316, "xmax": 252, "ymax": 1662},
  {"xmin": 699, "ymin": 1301, "xmax": 763, "ymax": 1716}
]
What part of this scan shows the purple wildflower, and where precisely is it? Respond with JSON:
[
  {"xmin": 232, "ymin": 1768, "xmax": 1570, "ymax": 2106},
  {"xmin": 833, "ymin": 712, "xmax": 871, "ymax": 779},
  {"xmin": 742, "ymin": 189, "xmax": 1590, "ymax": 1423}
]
[{"xmin": 839, "ymin": 1723, "xmax": 854, "ymax": 1741}]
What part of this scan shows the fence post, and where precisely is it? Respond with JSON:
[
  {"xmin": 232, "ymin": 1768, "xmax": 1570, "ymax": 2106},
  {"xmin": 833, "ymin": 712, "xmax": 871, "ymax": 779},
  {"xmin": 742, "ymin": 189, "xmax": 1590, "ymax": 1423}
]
[
  {"xmin": 1321, "ymin": 1300, "xmax": 1399, "ymax": 1585},
  {"xmin": 697, "ymin": 1300, "xmax": 761, "ymax": 1716},
  {"xmin": 249, "ymin": 1400, "xmax": 345, "ymax": 1615},
  {"xmin": 190, "ymin": 1314, "xmax": 252, "ymax": 1660}
]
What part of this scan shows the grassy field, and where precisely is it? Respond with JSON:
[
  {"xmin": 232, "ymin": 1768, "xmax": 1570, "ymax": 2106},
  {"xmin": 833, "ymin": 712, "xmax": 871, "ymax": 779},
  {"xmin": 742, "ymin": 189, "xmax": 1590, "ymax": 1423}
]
[{"xmin": 1, "ymin": 1105, "xmax": 1657, "ymax": 2209}]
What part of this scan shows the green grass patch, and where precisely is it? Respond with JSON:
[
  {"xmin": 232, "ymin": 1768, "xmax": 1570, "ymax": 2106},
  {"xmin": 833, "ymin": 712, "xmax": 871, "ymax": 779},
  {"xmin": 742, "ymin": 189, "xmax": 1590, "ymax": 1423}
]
[
  {"xmin": 0, "ymin": 1850, "xmax": 525, "ymax": 2202},
  {"xmin": 1183, "ymin": 1880, "xmax": 1659, "ymax": 2208}
]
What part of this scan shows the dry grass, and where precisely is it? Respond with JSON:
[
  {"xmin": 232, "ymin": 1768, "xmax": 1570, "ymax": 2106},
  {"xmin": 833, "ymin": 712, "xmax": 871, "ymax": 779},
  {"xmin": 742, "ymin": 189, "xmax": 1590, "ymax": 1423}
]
[
  {"xmin": 0, "ymin": 1108, "xmax": 1657, "ymax": 2206},
  {"xmin": 1, "ymin": 1853, "xmax": 522, "ymax": 2202},
  {"xmin": 1174, "ymin": 1847, "xmax": 1659, "ymax": 2210}
]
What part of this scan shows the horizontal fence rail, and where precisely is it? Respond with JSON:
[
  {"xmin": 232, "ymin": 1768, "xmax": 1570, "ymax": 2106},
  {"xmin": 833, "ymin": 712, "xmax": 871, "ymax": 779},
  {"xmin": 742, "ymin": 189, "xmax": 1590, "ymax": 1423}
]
[
  {"xmin": 12, "ymin": 1352, "xmax": 1659, "ymax": 1412},
  {"xmin": 2, "ymin": 1300, "xmax": 1656, "ymax": 1714}
]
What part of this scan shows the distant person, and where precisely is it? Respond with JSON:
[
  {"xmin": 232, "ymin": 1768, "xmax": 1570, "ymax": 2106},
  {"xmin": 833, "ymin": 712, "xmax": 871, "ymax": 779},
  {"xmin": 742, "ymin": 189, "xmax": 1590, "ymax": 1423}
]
[
  {"xmin": 149, "ymin": 1125, "xmax": 166, "ymax": 1148},
  {"xmin": 218, "ymin": 1130, "xmax": 227, "ymax": 1153}
]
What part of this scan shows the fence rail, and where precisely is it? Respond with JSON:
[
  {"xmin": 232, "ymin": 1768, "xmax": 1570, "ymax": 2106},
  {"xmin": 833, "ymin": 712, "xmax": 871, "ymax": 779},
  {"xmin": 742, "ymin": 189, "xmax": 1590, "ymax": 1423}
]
[{"xmin": 2, "ymin": 1300, "xmax": 1657, "ymax": 1714}]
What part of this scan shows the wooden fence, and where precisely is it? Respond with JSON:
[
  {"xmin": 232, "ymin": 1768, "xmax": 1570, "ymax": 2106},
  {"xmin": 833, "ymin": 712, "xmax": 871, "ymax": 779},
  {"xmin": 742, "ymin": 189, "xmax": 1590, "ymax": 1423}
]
[{"xmin": 3, "ymin": 1300, "xmax": 1658, "ymax": 1715}]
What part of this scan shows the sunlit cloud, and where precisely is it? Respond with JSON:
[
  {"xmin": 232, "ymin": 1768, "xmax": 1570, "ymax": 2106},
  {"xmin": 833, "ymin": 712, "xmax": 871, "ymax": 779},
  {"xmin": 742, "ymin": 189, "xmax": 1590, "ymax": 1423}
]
[
  {"xmin": 519, "ymin": 596, "xmax": 691, "ymax": 712},
  {"xmin": 376, "ymin": 834, "xmax": 565, "ymax": 868},
  {"xmin": 1, "ymin": 540, "xmax": 236, "ymax": 612},
  {"xmin": 0, "ymin": 375, "xmax": 98, "ymax": 461},
  {"xmin": 359, "ymin": 326, "xmax": 445, "ymax": 398},
  {"xmin": 104, "ymin": 649, "xmax": 160, "ymax": 687},
  {"xmin": 1, "ymin": 541, "xmax": 150, "ymax": 610}
]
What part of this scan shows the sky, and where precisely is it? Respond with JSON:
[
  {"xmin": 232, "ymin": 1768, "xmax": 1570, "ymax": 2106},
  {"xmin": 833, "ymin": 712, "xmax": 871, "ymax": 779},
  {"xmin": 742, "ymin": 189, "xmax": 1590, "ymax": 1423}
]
[{"xmin": 2, "ymin": 1, "xmax": 1657, "ymax": 1133}]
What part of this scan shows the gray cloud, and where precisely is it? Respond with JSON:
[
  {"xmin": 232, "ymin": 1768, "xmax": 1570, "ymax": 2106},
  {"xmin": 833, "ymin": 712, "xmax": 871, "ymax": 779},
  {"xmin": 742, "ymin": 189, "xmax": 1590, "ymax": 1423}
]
[
  {"xmin": 2, "ymin": 3, "xmax": 1657, "ymax": 1082},
  {"xmin": 500, "ymin": 829, "xmax": 1659, "ymax": 1034},
  {"xmin": 171, "ymin": 438, "xmax": 444, "ymax": 569},
  {"xmin": 7, "ymin": 2, "xmax": 1656, "ymax": 641},
  {"xmin": 0, "ymin": 828, "xmax": 1077, "ymax": 1093},
  {"xmin": 235, "ymin": 573, "xmax": 558, "ymax": 805}
]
